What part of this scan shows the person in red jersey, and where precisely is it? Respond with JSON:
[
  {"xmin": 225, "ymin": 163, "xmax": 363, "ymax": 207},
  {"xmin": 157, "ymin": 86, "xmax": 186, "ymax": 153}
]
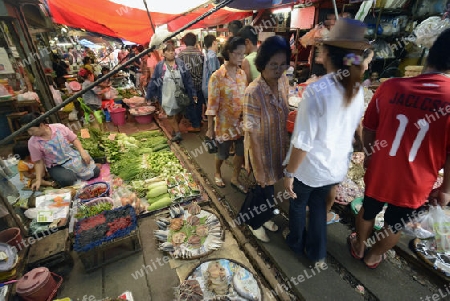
[{"xmin": 349, "ymin": 29, "xmax": 450, "ymax": 269}]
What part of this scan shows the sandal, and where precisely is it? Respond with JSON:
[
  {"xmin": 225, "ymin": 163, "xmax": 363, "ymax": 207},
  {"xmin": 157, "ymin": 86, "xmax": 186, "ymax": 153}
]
[
  {"xmin": 230, "ymin": 181, "xmax": 247, "ymax": 194},
  {"xmin": 263, "ymin": 220, "xmax": 279, "ymax": 232},
  {"xmin": 347, "ymin": 232, "xmax": 364, "ymax": 260},
  {"xmin": 364, "ymin": 253, "xmax": 387, "ymax": 269},
  {"xmin": 214, "ymin": 177, "xmax": 225, "ymax": 188},
  {"xmin": 327, "ymin": 212, "xmax": 341, "ymax": 225}
]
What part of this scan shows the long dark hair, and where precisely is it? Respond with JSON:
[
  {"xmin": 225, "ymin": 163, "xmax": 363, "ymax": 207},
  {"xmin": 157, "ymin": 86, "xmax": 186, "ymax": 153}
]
[{"xmin": 323, "ymin": 44, "xmax": 363, "ymax": 105}]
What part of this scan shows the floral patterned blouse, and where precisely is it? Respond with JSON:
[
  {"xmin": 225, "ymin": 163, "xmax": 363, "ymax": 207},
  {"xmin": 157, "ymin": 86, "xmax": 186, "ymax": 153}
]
[{"xmin": 206, "ymin": 65, "xmax": 247, "ymax": 141}]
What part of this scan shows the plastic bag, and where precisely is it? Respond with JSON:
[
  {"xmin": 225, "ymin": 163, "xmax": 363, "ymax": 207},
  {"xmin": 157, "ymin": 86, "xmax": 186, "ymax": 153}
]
[
  {"xmin": 419, "ymin": 206, "xmax": 450, "ymax": 252},
  {"xmin": 50, "ymin": 86, "xmax": 63, "ymax": 105},
  {"xmin": 68, "ymin": 108, "xmax": 78, "ymax": 121},
  {"xmin": 432, "ymin": 207, "xmax": 450, "ymax": 252},
  {"xmin": 414, "ymin": 17, "xmax": 450, "ymax": 48},
  {"xmin": 111, "ymin": 186, "xmax": 145, "ymax": 214}
]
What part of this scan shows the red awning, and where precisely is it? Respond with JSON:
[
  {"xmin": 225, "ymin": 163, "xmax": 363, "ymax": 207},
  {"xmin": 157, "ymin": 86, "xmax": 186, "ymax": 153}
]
[{"xmin": 47, "ymin": 0, "xmax": 252, "ymax": 45}]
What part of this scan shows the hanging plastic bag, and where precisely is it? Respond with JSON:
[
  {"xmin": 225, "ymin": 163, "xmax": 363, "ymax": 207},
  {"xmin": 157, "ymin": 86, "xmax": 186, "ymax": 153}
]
[
  {"xmin": 431, "ymin": 206, "xmax": 450, "ymax": 252},
  {"xmin": 50, "ymin": 85, "xmax": 63, "ymax": 105},
  {"xmin": 68, "ymin": 108, "xmax": 78, "ymax": 121},
  {"xmin": 418, "ymin": 206, "xmax": 438, "ymax": 233},
  {"xmin": 419, "ymin": 206, "xmax": 450, "ymax": 252}
]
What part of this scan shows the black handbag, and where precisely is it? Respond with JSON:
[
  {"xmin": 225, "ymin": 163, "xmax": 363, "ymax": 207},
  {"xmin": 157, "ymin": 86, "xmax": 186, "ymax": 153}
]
[
  {"xmin": 238, "ymin": 185, "xmax": 275, "ymax": 229},
  {"xmin": 167, "ymin": 63, "xmax": 191, "ymax": 107},
  {"xmin": 174, "ymin": 86, "xmax": 191, "ymax": 107},
  {"xmin": 205, "ymin": 137, "xmax": 218, "ymax": 153}
]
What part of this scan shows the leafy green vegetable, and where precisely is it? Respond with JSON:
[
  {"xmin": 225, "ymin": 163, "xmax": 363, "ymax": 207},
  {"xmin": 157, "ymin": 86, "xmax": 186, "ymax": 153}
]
[{"xmin": 76, "ymin": 202, "xmax": 112, "ymax": 219}]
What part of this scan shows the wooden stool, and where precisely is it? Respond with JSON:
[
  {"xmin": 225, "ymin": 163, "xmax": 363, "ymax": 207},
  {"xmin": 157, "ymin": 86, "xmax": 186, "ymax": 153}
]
[{"xmin": 6, "ymin": 111, "xmax": 29, "ymax": 143}]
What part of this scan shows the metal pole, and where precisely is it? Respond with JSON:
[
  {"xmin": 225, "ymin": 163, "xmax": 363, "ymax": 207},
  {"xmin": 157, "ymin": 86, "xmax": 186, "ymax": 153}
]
[
  {"xmin": 0, "ymin": 0, "xmax": 235, "ymax": 146},
  {"xmin": 332, "ymin": 0, "xmax": 339, "ymax": 20},
  {"xmin": 142, "ymin": 0, "xmax": 156, "ymax": 32}
]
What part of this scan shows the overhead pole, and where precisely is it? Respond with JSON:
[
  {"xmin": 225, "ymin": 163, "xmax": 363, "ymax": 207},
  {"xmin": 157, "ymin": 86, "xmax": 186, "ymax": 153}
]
[
  {"xmin": 0, "ymin": 0, "xmax": 235, "ymax": 146},
  {"xmin": 332, "ymin": 0, "xmax": 339, "ymax": 20},
  {"xmin": 142, "ymin": 0, "xmax": 156, "ymax": 32}
]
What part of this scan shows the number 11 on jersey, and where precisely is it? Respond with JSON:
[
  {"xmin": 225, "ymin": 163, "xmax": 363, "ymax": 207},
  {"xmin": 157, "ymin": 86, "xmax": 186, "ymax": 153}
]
[{"xmin": 389, "ymin": 114, "xmax": 429, "ymax": 162}]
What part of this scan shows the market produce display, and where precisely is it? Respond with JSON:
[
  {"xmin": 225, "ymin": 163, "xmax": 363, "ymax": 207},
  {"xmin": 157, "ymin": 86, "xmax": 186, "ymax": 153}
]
[
  {"xmin": 75, "ymin": 200, "xmax": 113, "ymax": 219},
  {"xmin": 335, "ymin": 152, "xmax": 365, "ymax": 205},
  {"xmin": 76, "ymin": 182, "xmax": 110, "ymax": 203},
  {"xmin": 155, "ymin": 202, "xmax": 223, "ymax": 259},
  {"xmin": 79, "ymin": 127, "xmax": 106, "ymax": 159},
  {"xmin": 183, "ymin": 259, "xmax": 262, "ymax": 300},
  {"xmin": 74, "ymin": 205, "xmax": 137, "ymax": 252},
  {"xmin": 117, "ymin": 87, "xmax": 140, "ymax": 99},
  {"xmin": 95, "ymin": 129, "xmax": 200, "ymax": 215}
]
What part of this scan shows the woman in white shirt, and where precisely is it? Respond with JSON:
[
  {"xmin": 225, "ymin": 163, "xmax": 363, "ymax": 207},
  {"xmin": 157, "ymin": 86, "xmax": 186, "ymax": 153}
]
[{"xmin": 283, "ymin": 18, "xmax": 370, "ymax": 267}]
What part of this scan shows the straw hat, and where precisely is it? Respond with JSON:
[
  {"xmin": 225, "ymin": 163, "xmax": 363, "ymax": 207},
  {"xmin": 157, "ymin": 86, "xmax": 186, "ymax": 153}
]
[{"xmin": 321, "ymin": 18, "xmax": 371, "ymax": 50}]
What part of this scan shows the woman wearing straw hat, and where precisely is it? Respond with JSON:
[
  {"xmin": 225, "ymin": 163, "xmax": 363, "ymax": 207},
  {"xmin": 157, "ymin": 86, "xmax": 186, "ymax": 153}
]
[{"xmin": 282, "ymin": 18, "xmax": 370, "ymax": 267}]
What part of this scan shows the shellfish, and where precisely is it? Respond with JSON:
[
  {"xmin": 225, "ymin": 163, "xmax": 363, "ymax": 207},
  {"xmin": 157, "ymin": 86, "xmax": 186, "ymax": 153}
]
[
  {"xmin": 187, "ymin": 215, "xmax": 200, "ymax": 226},
  {"xmin": 195, "ymin": 225, "xmax": 209, "ymax": 237},
  {"xmin": 187, "ymin": 235, "xmax": 201, "ymax": 248},
  {"xmin": 187, "ymin": 201, "xmax": 202, "ymax": 215}
]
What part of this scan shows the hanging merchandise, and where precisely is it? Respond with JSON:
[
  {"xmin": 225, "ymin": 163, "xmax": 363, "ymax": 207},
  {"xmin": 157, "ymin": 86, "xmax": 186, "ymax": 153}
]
[
  {"xmin": 414, "ymin": 16, "xmax": 450, "ymax": 48},
  {"xmin": 299, "ymin": 24, "xmax": 329, "ymax": 47},
  {"xmin": 0, "ymin": 48, "xmax": 14, "ymax": 75},
  {"xmin": 355, "ymin": 0, "xmax": 375, "ymax": 21},
  {"xmin": 413, "ymin": 0, "xmax": 448, "ymax": 18}
]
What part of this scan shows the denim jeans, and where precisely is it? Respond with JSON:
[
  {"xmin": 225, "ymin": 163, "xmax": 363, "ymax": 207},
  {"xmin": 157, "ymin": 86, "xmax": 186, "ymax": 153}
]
[
  {"xmin": 286, "ymin": 179, "xmax": 334, "ymax": 262},
  {"xmin": 185, "ymin": 90, "xmax": 204, "ymax": 128}
]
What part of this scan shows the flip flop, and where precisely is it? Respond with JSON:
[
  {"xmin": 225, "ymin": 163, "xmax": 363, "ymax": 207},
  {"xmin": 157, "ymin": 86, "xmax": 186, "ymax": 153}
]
[
  {"xmin": 214, "ymin": 177, "xmax": 225, "ymax": 188},
  {"xmin": 327, "ymin": 212, "xmax": 341, "ymax": 225},
  {"xmin": 364, "ymin": 253, "xmax": 387, "ymax": 269},
  {"xmin": 231, "ymin": 182, "xmax": 248, "ymax": 194},
  {"xmin": 347, "ymin": 232, "xmax": 364, "ymax": 260}
]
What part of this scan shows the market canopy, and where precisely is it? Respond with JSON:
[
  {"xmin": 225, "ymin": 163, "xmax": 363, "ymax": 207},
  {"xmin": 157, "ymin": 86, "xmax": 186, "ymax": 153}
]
[
  {"xmin": 225, "ymin": 0, "xmax": 299, "ymax": 10},
  {"xmin": 46, "ymin": 0, "xmax": 252, "ymax": 45}
]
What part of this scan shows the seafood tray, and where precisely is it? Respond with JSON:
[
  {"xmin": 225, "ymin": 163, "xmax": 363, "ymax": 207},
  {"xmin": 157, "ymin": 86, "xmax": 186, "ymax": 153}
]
[
  {"xmin": 178, "ymin": 259, "xmax": 262, "ymax": 301},
  {"xmin": 412, "ymin": 238, "xmax": 450, "ymax": 282},
  {"xmin": 167, "ymin": 173, "xmax": 201, "ymax": 203},
  {"xmin": 154, "ymin": 202, "xmax": 224, "ymax": 259}
]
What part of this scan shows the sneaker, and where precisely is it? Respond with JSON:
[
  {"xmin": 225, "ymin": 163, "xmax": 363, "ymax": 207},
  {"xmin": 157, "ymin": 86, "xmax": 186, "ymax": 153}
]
[{"xmin": 250, "ymin": 226, "xmax": 270, "ymax": 242}]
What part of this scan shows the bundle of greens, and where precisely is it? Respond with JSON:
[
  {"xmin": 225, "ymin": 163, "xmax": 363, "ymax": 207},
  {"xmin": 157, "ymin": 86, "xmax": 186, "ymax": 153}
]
[{"xmin": 78, "ymin": 127, "xmax": 106, "ymax": 158}]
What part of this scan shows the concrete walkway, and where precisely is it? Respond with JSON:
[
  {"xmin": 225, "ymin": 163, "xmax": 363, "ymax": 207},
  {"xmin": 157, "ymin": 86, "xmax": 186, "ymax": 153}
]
[{"xmin": 171, "ymin": 123, "xmax": 444, "ymax": 301}]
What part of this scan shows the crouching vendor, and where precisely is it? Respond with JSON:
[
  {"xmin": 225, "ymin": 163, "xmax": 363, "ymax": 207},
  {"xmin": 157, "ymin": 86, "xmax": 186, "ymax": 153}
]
[{"xmin": 20, "ymin": 112, "xmax": 100, "ymax": 190}]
